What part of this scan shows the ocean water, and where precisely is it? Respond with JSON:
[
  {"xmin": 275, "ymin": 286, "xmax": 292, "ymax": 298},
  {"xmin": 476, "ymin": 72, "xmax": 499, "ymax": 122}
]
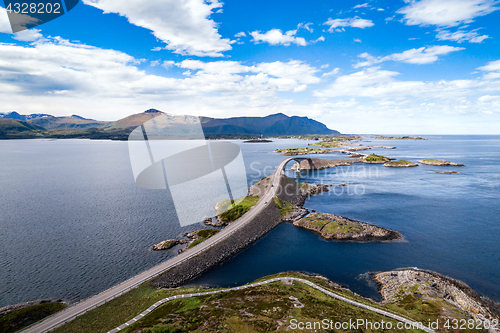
[{"xmin": 0, "ymin": 136, "xmax": 499, "ymax": 306}]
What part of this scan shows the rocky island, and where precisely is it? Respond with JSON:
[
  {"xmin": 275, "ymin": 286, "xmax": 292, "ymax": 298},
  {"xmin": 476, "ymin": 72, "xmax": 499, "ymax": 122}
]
[
  {"xmin": 293, "ymin": 213, "xmax": 402, "ymax": 241},
  {"xmin": 384, "ymin": 160, "xmax": 419, "ymax": 167},
  {"xmin": 418, "ymin": 159, "xmax": 465, "ymax": 166},
  {"xmin": 374, "ymin": 269, "xmax": 500, "ymax": 327},
  {"xmin": 274, "ymin": 147, "xmax": 339, "ymax": 155},
  {"xmin": 360, "ymin": 153, "xmax": 393, "ymax": 164}
]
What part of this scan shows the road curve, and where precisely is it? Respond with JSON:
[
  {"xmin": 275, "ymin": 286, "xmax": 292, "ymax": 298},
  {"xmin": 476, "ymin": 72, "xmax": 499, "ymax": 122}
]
[
  {"xmin": 107, "ymin": 276, "xmax": 434, "ymax": 333},
  {"xmin": 21, "ymin": 158, "xmax": 296, "ymax": 333}
]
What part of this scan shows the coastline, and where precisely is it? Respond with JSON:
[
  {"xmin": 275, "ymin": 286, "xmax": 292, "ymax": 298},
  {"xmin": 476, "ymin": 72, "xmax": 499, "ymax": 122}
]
[{"xmin": 373, "ymin": 268, "xmax": 500, "ymax": 329}]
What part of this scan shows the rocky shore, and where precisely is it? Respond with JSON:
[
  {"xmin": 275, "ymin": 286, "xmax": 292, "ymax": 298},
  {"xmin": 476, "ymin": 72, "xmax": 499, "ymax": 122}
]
[
  {"xmin": 374, "ymin": 269, "xmax": 500, "ymax": 332},
  {"xmin": 293, "ymin": 212, "xmax": 402, "ymax": 241},
  {"xmin": 152, "ymin": 239, "xmax": 185, "ymax": 251},
  {"xmin": 418, "ymin": 159, "xmax": 465, "ymax": 166}
]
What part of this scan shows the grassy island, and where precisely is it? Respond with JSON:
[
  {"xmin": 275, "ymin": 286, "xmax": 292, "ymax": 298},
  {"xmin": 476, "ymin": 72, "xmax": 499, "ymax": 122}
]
[
  {"xmin": 384, "ymin": 160, "xmax": 418, "ymax": 167},
  {"xmin": 418, "ymin": 159, "xmax": 465, "ymax": 166},
  {"xmin": 293, "ymin": 213, "xmax": 402, "ymax": 241},
  {"xmin": 361, "ymin": 153, "xmax": 390, "ymax": 163},
  {"xmin": 273, "ymin": 147, "xmax": 335, "ymax": 155}
]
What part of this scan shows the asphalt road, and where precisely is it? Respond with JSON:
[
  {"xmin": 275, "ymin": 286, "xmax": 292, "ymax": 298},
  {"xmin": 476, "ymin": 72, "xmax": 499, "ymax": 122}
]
[
  {"xmin": 108, "ymin": 276, "xmax": 434, "ymax": 333},
  {"xmin": 21, "ymin": 158, "xmax": 294, "ymax": 333}
]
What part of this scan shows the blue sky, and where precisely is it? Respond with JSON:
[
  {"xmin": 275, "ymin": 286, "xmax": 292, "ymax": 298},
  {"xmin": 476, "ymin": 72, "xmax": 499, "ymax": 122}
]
[{"xmin": 1, "ymin": 0, "xmax": 500, "ymax": 134}]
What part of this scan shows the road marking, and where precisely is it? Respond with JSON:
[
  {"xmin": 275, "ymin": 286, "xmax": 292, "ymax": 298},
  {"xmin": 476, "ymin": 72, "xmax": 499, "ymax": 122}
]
[{"xmin": 107, "ymin": 277, "xmax": 434, "ymax": 333}]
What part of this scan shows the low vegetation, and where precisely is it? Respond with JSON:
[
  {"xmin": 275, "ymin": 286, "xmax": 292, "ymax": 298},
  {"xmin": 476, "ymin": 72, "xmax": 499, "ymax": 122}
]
[
  {"xmin": 186, "ymin": 229, "xmax": 220, "ymax": 249},
  {"xmin": 273, "ymin": 147, "xmax": 334, "ymax": 155},
  {"xmin": 273, "ymin": 197, "xmax": 294, "ymax": 217},
  {"xmin": 384, "ymin": 160, "xmax": 418, "ymax": 167},
  {"xmin": 218, "ymin": 195, "xmax": 259, "ymax": 223},
  {"xmin": 363, "ymin": 153, "xmax": 389, "ymax": 162},
  {"xmin": 0, "ymin": 302, "xmax": 67, "ymax": 333},
  {"xmin": 49, "ymin": 270, "xmax": 488, "ymax": 333}
]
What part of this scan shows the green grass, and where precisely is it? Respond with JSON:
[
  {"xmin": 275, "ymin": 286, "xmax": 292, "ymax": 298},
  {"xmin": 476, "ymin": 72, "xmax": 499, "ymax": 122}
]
[
  {"xmin": 218, "ymin": 196, "xmax": 259, "ymax": 223},
  {"xmin": 421, "ymin": 159, "xmax": 447, "ymax": 163},
  {"xmin": 186, "ymin": 229, "xmax": 220, "ymax": 249},
  {"xmin": 310, "ymin": 141, "xmax": 339, "ymax": 147},
  {"xmin": 273, "ymin": 197, "xmax": 294, "ymax": 217},
  {"xmin": 385, "ymin": 160, "xmax": 415, "ymax": 166},
  {"xmin": 51, "ymin": 270, "xmax": 481, "ymax": 333},
  {"xmin": 0, "ymin": 302, "xmax": 67, "ymax": 333},
  {"xmin": 363, "ymin": 153, "xmax": 388, "ymax": 162},
  {"xmin": 273, "ymin": 147, "xmax": 325, "ymax": 155},
  {"xmin": 321, "ymin": 220, "xmax": 362, "ymax": 234}
]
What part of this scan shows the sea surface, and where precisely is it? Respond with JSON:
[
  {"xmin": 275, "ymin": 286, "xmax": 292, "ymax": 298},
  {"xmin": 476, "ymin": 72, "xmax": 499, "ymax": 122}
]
[{"xmin": 1, "ymin": 136, "xmax": 499, "ymax": 307}]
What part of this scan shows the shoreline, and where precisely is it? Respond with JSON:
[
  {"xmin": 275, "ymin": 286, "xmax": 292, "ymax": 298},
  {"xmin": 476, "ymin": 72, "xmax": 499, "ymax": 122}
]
[{"xmin": 372, "ymin": 268, "xmax": 500, "ymax": 327}]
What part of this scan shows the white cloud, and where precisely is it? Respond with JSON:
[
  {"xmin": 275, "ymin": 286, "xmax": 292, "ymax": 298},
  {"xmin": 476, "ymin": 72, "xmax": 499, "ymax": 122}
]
[
  {"xmin": 0, "ymin": 37, "xmax": 328, "ymax": 120},
  {"xmin": 82, "ymin": 0, "xmax": 231, "ymax": 57},
  {"xmin": 320, "ymin": 64, "xmax": 330, "ymax": 69},
  {"xmin": 477, "ymin": 59, "xmax": 500, "ymax": 79},
  {"xmin": 311, "ymin": 36, "xmax": 325, "ymax": 43},
  {"xmin": 293, "ymin": 84, "xmax": 307, "ymax": 92},
  {"xmin": 397, "ymin": 0, "xmax": 499, "ymax": 27},
  {"xmin": 314, "ymin": 66, "xmax": 494, "ymax": 100},
  {"xmin": 162, "ymin": 60, "xmax": 175, "ymax": 68},
  {"xmin": 150, "ymin": 60, "xmax": 160, "ymax": 67},
  {"xmin": 353, "ymin": 3, "xmax": 369, "ymax": 9},
  {"xmin": 322, "ymin": 68, "xmax": 340, "ymax": 77},
  {"xmin": 324, "ymin": 17, "xmax": 374, "ymax": 32},
  {"xmin": 297, "ymin": 22, "xmax": 314, "ymax": 32},
  {"xmin": 11, "ymin": 29, "xmax": 44, "ymax": 41},
  {"xmin": 234, "ymin": 32, "xmax": 246, "ymax": 37},
  {"xmin": 354, "ymin": 45, "xmax": 465, "ymax": 67},
  {"xmin": 354, "ymin": 38, "xmax": 362, "ymax": 43},
  {"xmin": 250, "ymin": 29, "xmax": 307, "ymax": 46},
  {"xmin": 0, "ymin": 7, "xmax": 12, "ymax": 33},
  {"xmin": 436, "ymin": 29, "xmax": 490, "ymax": 43}
]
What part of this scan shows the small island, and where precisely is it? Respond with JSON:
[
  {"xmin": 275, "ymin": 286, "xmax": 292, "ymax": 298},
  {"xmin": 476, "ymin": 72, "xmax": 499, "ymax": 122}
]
[
  {"xmin": 152, "ymin": 239, "xmax": 182, "ymax": 251},
  {"xmin": 293, "ymin": 213, "xmax": 402, "ymax": 241},
  {"xmin": 418, "ymin": 159, "xmax": 465, "ymax": 166},
  {"xmin": 436, "ymin": 171, "xmax": 460, "ymax": 174},
  {"xmin": 361, "ymin": 153, "xmax": 392, "ymax": 164},
  {"xmin": 243, "ymin": 139, "xmax": 272, "ymax": 143},
  {"xmin": 384, "ymin": 160, "xmax": 418, "ymax": 167},
  {"xmin": 274, "ymin": 147, "xmax": 338, "ymax": 155},
  {"xmin": 373, "ymin": 135, "xmax": 427, "ymax": 140},
  {"xmin": 372, "ymin": 145, "xmax": 396, "ymax": 149}
]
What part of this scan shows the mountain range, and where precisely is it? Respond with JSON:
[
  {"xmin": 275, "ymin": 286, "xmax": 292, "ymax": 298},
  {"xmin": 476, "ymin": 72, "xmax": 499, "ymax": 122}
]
[{"xmin": 0, "ymin": 109, "xmax": 339, "ymax": 140}]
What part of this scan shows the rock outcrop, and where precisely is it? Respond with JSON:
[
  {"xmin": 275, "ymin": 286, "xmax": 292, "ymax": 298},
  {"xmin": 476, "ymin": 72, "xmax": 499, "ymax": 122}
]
[{"xmin": 374, "ymin": 269, "xmax": 500, "ymax": 332}]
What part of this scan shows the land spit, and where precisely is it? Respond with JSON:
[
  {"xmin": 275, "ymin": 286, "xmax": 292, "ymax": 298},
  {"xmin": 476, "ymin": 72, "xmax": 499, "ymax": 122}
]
[{"xmin": 374, "ymin": 269, "xmax": 500, "ymax": 332}]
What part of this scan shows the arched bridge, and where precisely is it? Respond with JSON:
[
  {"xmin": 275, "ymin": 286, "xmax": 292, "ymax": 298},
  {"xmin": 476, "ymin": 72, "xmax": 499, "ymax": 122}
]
[{"xmin": 281, "ymin": 157, "xmax": 313, "ymax": 172}]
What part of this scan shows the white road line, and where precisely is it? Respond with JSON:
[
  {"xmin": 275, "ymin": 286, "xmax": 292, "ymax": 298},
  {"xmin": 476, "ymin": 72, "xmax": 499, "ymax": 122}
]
[{"xmin": 107, "ymin": 277, "xmax": 434, "ymax": 333}]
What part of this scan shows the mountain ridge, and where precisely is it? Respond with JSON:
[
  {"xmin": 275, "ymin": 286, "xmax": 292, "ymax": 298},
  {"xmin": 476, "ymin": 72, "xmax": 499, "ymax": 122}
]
[{"xmin": 0, "ymin": 109, "xmax": 340, "ymax": 139}]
